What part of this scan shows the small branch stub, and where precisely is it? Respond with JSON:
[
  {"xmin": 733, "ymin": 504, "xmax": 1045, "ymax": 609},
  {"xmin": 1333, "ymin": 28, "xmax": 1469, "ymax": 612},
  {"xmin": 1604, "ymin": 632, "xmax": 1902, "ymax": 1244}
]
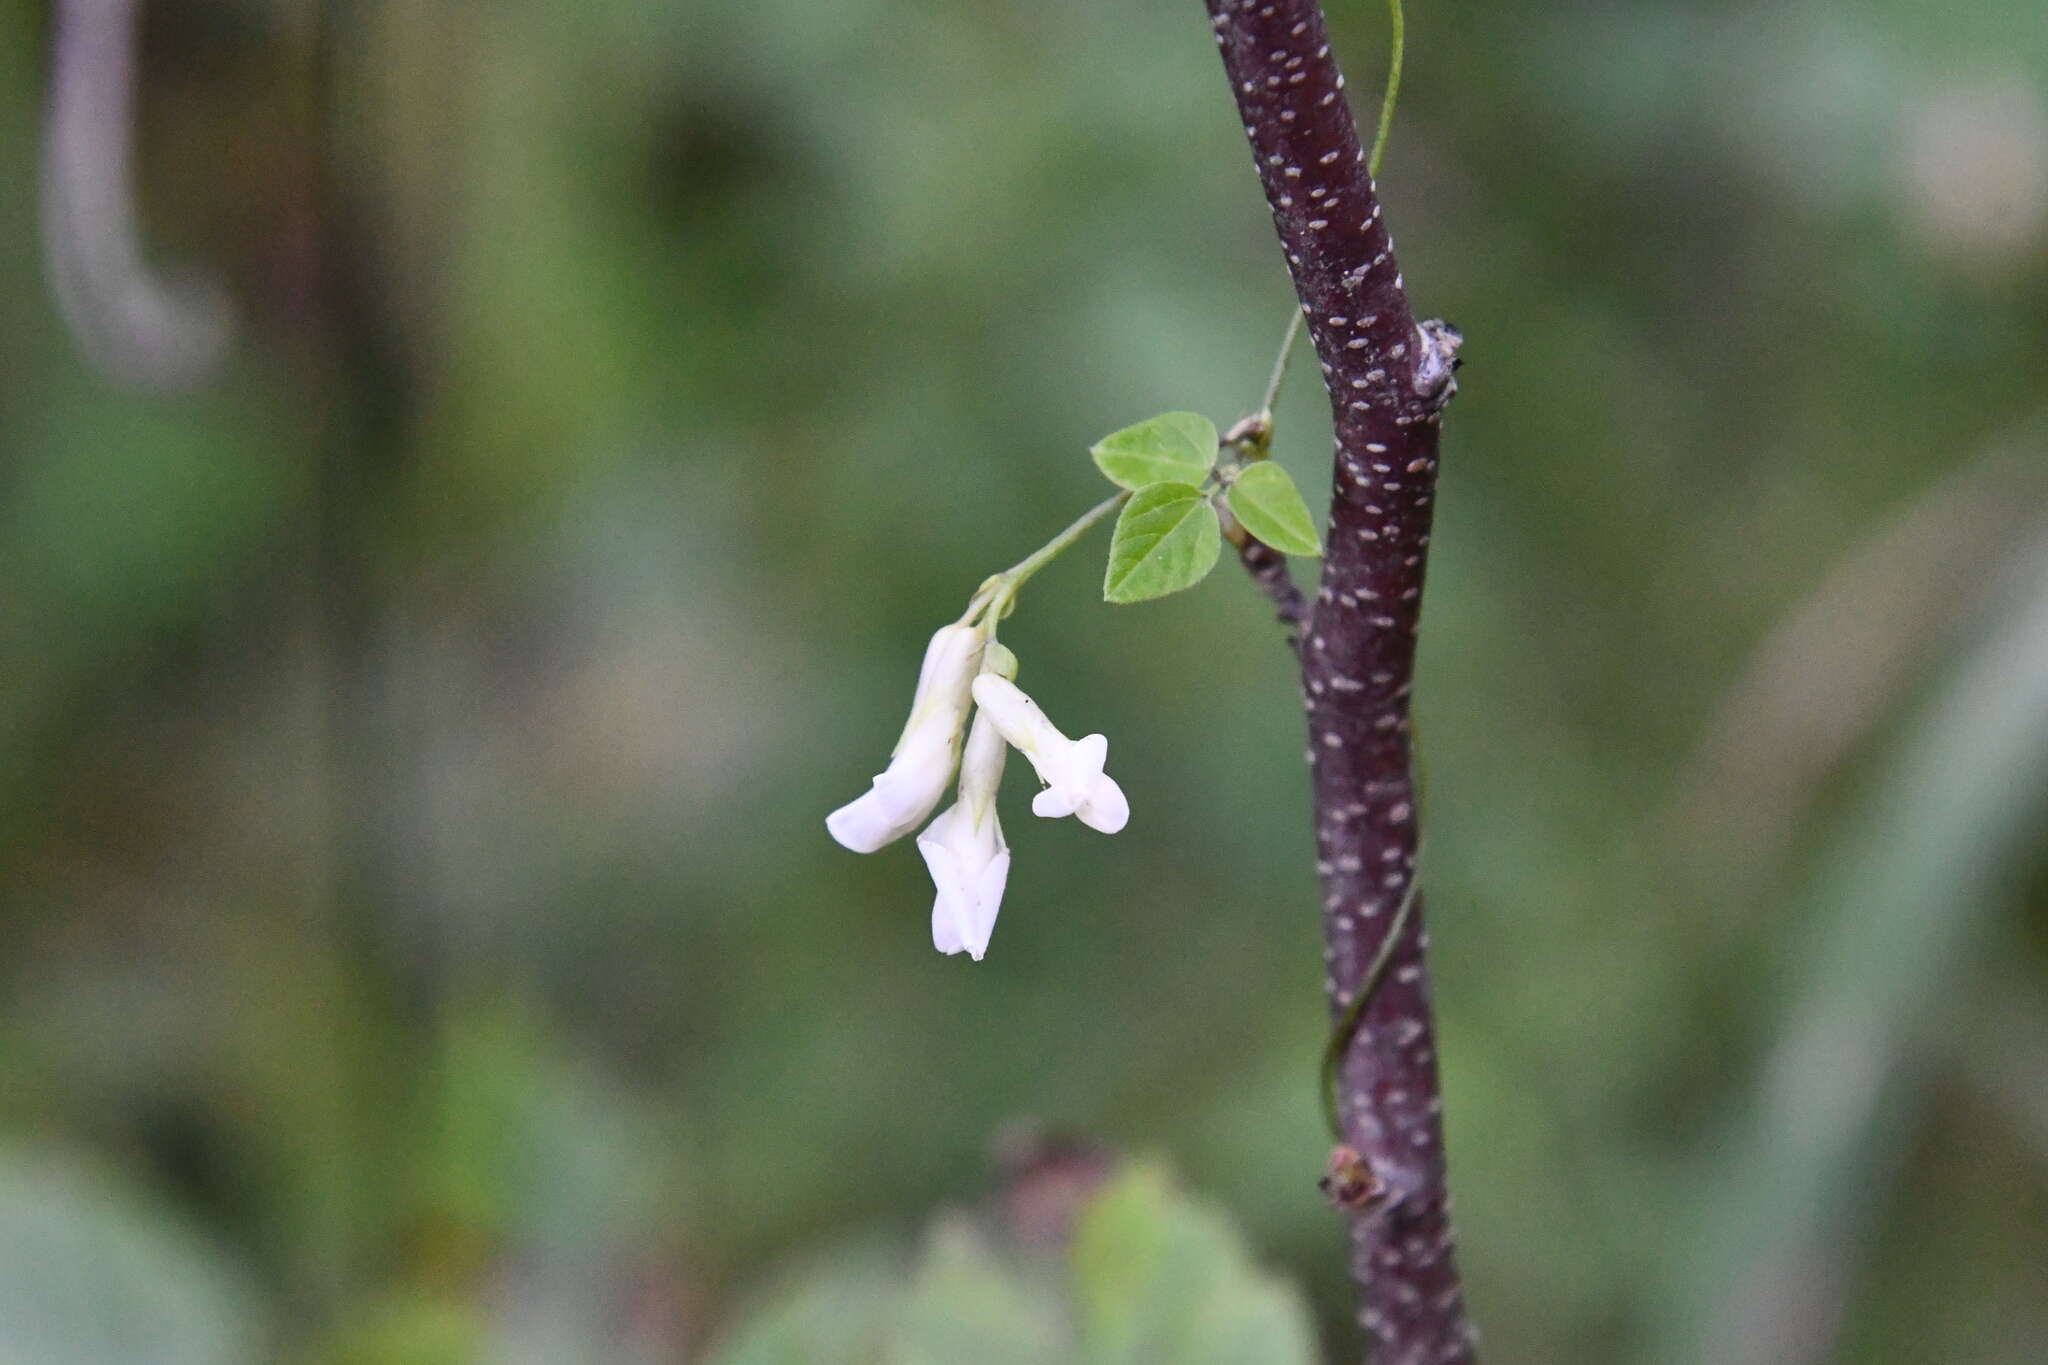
[
  {"xmin": 1319, "ymin": 1143, "xmax": 1389, "ymax": 1214},
  {"xmin": 1412, "ymin": 318, "xmax": 1464, "ymax": 407}
]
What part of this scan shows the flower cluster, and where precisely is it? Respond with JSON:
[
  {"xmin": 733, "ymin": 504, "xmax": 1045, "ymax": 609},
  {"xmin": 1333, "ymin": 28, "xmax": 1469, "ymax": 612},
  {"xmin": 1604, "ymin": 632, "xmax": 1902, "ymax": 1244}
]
[{"xmin": 827, "ymin": 622, "xmax": 1127, "ymax": 960}]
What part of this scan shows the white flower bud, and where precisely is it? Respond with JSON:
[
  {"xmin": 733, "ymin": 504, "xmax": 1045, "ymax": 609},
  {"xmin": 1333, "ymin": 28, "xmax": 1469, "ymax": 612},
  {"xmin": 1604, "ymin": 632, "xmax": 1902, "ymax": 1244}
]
[
  {"xmin": 827, "ymin": 623, "xmax": 984, "ymax": 853},
  {"xmin": 969, "ymin": 674, "xmax": 1129, "ymax": 835}
]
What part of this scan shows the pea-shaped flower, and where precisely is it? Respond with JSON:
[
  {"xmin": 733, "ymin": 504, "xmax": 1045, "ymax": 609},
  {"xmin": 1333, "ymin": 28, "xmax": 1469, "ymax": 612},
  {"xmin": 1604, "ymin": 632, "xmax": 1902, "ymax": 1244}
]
[
  {"xmin": 917, "ymin": 645, "xmax": 1017, "ymax": 960},
  {"xmin": 969, "ymin": 674, "xmax": 1130, "ymax": 834},
  {"xmin": 827, "ymin": 623, "xmax": 984, "ymax": 853}
]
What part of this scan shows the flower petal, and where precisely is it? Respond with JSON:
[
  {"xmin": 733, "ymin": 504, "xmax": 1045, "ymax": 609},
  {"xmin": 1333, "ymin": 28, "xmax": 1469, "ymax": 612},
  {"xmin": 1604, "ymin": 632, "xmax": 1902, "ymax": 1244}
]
[
  {"xmin": 917, "ymin": 811, "xmax": 974, "ymax": 955},
  {"xmin": 829, "ymin": 626, "xmax": 985, "ymax": 852},
  {"xmin": 931, "ymin": 903, "xmax": 965, "ymax": 955},
  {"xmin": 827, "ymin": 784, "xmax": 909, "ymax": 853},
  {"xmin": 918, "ymin": 800, "xmax": 1010, "ymax": 961},
  {"xmin": 961, "ymin": 847, "xmax": 1010, "ymax": 961},
  {"xmin": 1031, "ymin": 786, "xmax": 1077, "ymax": 819},
  {"xmin": 1076, "ymin": 771, "xmax": 1130, "ymax": 834},
  {"xmin": 970, "ymin": 674, "xmax": 1060, "ymax": 758}
]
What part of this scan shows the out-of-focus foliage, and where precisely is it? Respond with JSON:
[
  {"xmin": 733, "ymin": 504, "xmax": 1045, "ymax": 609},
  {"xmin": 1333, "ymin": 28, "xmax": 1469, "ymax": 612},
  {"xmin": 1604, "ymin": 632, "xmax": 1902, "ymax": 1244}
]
[
  {"xmin": 706, "ymin": 1162, "xmax": 1317, "ymax": 1365},
  {"xmin": 2, "ymin": 0, "xmax": 2047, "ymax": 1361},
  {"xmin": 0, "ymin": 1147, "xmax": 265, "ymax": 1365}
]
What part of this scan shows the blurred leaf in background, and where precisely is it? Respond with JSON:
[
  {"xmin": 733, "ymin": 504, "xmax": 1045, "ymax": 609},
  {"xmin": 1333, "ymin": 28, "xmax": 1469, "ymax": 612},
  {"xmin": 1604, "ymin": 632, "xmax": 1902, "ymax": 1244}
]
[
  {"xmin": 706, "ymin": 1161, "xmax": 1317, "ymax": 1365},
  {"xmin": 0, "ymin": 1148, "xmax": 265, "ymax": 1365}
]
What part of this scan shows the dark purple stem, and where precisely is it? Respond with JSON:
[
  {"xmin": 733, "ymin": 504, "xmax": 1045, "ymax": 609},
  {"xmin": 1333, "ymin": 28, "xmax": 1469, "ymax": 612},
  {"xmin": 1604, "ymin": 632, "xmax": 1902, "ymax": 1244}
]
[
  {"xmin": 1229, "ymin": 521, "xmax": 1311, "ymax": 642},
  {"xmin": 1204, "ymin": 3, "xmax": 1474, "ymax": 1362}
]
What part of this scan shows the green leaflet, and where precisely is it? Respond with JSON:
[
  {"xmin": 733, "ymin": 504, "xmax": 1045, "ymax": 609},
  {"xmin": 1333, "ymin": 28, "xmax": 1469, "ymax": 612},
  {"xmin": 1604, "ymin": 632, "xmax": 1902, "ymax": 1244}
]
[
  {"xmin": 1071, "ymin": 1162, "xmax": 1321, "ymax": 1365},
  {"xmin": 1225, "ymin": 462, "xmax": 1321, "ymax": 557},
  {"xmin": 1103, "ymin": 482, "xmax": 1222, "ymax": 604},
  {"xmin": 1090, "ymin": 413, "xmax": 1218, "ymax": 492}
]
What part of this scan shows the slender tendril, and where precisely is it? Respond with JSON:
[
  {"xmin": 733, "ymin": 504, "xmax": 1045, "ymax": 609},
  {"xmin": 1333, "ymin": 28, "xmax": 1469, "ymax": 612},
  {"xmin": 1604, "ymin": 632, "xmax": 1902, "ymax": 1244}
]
[
  {"xmin": 1257, "ymin": 311, "xmax": 1303, "ymax": 420},
  {"xmin": 1368, "ymin": 0, "xmax": 1405, "ymax": 180},
  {"xmin": 1320, "ymin": 847, "xmax": 1424, "ymax": 1138}
]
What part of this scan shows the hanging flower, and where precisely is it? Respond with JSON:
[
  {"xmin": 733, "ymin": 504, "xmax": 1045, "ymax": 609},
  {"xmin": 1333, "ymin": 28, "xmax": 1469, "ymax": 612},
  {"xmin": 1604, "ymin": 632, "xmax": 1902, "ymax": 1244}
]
[
  {"xmin": 826, "ymin": 623, "xmax": 984, "ymax": 853},
  {"xmin": 969, "ymin": 674, "xmax": 1129, "ymax": 835},
  {"xmin": 916, "ymin": 644, "xmax": 1017, "ymax": 960}
]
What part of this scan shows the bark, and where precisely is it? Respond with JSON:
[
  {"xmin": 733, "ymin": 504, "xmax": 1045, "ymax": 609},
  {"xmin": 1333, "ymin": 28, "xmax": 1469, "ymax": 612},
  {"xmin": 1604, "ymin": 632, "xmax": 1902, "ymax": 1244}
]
[
  {"xmin": 1203, "ymin": 3, "xmax": 1474, "ymax": 1361},
  {"xmin": 1230, "ymin": 521, "xmax": 1312, "ymax": 641}
]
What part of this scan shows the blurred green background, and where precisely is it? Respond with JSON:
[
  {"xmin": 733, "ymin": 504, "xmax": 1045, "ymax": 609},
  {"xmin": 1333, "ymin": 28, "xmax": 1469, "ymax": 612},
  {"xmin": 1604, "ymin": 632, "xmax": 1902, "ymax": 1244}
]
[{"xmin": 5, "ymin": 0, "xmax": 2048, "ymax": 1361}]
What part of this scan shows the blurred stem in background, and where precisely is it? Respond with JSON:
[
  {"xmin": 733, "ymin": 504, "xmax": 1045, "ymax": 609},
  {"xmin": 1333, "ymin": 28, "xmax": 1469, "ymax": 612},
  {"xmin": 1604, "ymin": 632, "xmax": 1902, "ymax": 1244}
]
[
  {"xmin": 1672, "ymin": 431, "xmax": 2048, "ymax": 899},
  {"xmin": 302, "ymin": 0, "xmax": 432, "ymax": 1317},
  {"xmin": 1665, "ymin": 521, "xmax": 2048, "ymax": 1365},
  {"xmin": 36, "ymin": 0, "xmax": 439, "ymax": 1324}
]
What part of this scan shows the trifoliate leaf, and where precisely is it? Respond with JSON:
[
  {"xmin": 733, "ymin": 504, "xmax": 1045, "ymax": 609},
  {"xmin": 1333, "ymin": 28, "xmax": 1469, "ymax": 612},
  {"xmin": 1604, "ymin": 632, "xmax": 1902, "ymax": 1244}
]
[
  {"xmin": 1103, "ymin": 483, "xmax": 1222, "ymax": 603},
  {"xmin": 1090, "ymin": 413, "xmax": 1218, "ymax": 492},
  {"xmin": 1225, "ymin": 462, "xmax": 1321, "ymax": 557}
]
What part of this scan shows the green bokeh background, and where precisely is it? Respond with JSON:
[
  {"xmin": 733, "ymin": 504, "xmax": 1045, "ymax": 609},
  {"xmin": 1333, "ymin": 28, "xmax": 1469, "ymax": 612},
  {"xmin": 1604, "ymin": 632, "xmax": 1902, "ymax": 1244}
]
[{"xmin": 4, "ymin": 0, "xmax": 2048, "ymax": 1360}]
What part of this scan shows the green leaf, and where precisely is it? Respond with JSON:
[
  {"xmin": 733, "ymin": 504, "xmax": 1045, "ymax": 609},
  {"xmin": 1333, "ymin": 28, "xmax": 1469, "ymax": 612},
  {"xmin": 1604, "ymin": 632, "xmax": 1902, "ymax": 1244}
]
[
  {"xmin": 1225, "ymin": 462, "xmax": 1322, "ymax": 556},
  {"xmin": 1090, "ymin": 413, "xmax": 1218, "ymax": 492},
  {"xmin": 1102, "ymin": 483, "xmax": 1222, "ymax": 604},
  {"xmin": 0, "ymin": 1149, "xmax": 268, "ymax": 1365},
  {"xmin": 1071, "ymin": 1163, "xmax": 1320, "ymax": 1365},
  {"xmin": 702, "ymin": 1242, "xmax": 906, "ymax": 1365},
  {"xmin": 889, "ymin": 1217, "xmax": 1069, "ymax": 1365},
  {"xmin": 705, "ymin": 1162, "xmax": 1319, "ymax": 1365}
]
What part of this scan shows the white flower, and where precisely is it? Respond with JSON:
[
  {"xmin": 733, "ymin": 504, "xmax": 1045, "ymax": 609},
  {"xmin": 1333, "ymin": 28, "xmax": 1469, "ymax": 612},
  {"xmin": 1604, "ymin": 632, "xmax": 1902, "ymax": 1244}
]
[
  {"xmin": 827, "ymin": 623, "xmax": 984, "ymax": 853},
  {"xmin": 917, "ymin": 648, "xmax": 1015, "ymax": 959},
  {"xmin": 919, "ymin": 800, "xmax": 1009, "ymax": 958},
  {"xmin": 969, "ymin": 674, "xmax": 1129, "ymax": 834}
]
